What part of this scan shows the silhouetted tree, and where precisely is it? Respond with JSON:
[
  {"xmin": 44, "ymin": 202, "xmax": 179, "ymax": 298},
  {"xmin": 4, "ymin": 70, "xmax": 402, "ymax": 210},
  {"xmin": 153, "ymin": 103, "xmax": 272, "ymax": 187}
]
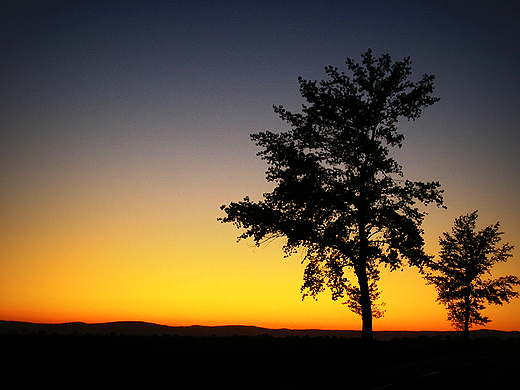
[
  {"xmin": 423, "ymin": 211, "xmax": 519, "ymax": 343},
  {"xmin": 219, "ymin": 50, "xmax": 444, "ymax": 342}
]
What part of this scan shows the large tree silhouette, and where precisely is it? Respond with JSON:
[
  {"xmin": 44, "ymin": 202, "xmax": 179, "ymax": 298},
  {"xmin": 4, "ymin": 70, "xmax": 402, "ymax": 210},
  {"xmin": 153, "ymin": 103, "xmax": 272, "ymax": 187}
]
[
  {"xmin": 219, "ymin": 50, "xmax": 444, "ymax": 342},
  {"xmin": 423, "ymin": 211, "xmax": 519, "ymax": 343}
]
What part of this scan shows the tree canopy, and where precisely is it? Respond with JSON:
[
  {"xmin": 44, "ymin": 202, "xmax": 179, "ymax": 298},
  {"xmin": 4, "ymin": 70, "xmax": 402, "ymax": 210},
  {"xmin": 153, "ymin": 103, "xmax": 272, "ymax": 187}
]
[
  {"xmin": 219, "ymin": 49, "xmax": 444, "ymax": 342},
  {"xmin": 423, "ymin": 211, "xmax": 519, "ymax": 343}
]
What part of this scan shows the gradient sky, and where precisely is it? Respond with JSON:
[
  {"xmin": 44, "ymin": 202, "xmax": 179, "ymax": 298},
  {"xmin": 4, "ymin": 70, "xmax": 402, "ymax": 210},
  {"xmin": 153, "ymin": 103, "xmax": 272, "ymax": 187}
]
[{"xmin": 1, "ymin": 0, "xmax": 519, "ymax": 331}]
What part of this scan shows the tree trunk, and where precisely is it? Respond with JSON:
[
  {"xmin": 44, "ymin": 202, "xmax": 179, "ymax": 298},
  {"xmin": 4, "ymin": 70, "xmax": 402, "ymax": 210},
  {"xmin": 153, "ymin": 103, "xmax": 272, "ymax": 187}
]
[
  {"xmin": 463, "ymin": 295, "xmax": 470, "ymax": 344},
  {"xmin": 356, "ymin": 219, "xmax": 373, "ymax": 344},
  {"xmin": 357, "ymin": 264, "xmax": 373, "ymax": 343}
]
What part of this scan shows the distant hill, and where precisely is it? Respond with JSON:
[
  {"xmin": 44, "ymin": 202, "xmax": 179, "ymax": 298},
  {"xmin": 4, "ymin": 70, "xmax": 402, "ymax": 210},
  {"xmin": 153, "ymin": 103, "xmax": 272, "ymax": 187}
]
[{"xmin": 1, "ymin": 320, "xmax": 518, "ymax": 340}]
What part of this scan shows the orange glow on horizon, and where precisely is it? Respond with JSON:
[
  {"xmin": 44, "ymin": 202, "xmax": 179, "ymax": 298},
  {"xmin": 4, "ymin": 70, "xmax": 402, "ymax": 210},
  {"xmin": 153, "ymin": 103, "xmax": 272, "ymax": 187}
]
[
  {"xmin": 2, "ymin": 169, "xmax": 519, "ymax": 332},
  {"xmin": 2, "ymin": 210, "xmax": 518, "ymax": 332},
  {"xmin": 2, "ymin": 167, "xmax": 519, "ymax": 332}
]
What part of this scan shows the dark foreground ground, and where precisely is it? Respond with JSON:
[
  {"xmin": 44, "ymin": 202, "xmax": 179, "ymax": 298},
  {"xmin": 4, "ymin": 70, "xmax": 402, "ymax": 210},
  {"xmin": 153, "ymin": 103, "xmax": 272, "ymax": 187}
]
[{"xmin": 1, "ymin": 332, "xmax": 518, "ymax": 389}]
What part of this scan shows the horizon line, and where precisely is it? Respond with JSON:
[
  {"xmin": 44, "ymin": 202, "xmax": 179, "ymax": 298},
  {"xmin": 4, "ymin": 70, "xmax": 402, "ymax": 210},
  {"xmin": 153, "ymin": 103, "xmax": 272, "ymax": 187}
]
[{"xmin": 1, "ymin": 319, "xmax": 518, "ymax": 333}]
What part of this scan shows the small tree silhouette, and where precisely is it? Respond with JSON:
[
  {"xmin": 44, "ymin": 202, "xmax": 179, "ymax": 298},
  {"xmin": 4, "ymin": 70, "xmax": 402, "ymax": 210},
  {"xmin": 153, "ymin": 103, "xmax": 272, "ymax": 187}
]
[{"xmin": 423, "ymin": 211, "xmax": 519, "ymax": 343}]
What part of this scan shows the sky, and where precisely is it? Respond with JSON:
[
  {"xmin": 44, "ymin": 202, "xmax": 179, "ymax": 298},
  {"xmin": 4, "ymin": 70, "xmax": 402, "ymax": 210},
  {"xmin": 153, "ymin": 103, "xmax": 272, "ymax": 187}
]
[{"xmin": 1, "ymin": 0, "xmax": 520, "ymax": 332}]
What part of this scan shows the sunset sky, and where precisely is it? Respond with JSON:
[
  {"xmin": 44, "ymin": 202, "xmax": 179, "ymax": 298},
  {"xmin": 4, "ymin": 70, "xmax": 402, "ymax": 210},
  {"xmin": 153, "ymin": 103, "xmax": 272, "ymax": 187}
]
[{"xmin": 2, "ymin": 0, "xmax": 520, "ymax": 332}]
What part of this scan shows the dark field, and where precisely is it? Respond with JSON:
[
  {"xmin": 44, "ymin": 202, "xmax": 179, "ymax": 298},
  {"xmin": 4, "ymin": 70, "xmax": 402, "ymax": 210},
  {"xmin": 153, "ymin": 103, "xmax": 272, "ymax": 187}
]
[{"xmin": 1, "ymin": 332, "xmax": 518, "ymax": 389}]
